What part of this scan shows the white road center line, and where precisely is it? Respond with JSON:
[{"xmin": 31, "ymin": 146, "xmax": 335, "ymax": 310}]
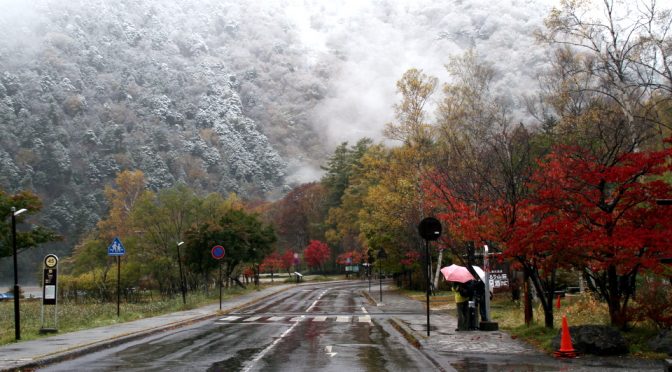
[
  {"xmin": 241, "ymin": 320, "xmax": 302, "ymax": 372},
  {"xmin": 306, "ymin": 300, "xmax": 319, "ymax": 312},
  {"xmin": 357, "ymin": 315, "xmax": 372, "ymax": 323},
  {"xmin": 336, "ymin": 316, "xmax": 350, "ymax": 323},
  {"xmin": 243, "ymin": 316, "xmax": 261, "ymax": 322},
  {"xmin": 305, "ymin": 290, "xmax": 329, "ymax": 313},
  {"xmin": 313, "ymin": 316, "xmax": 328, "ymax": 322},
  {"xmin": 242, "ymin": 288, "xmax": 331, "ymax": 371}
]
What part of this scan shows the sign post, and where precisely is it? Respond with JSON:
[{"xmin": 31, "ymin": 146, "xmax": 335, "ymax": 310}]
[
  {"xmin": 40, "ymin": 254, "xmax": 59, "ymax": 334},
  {"xmin": 211, "ymin": 245, "xmax": 225, "ymax": 310},
  {"xmin": 418, "ymin": 217, "xmax": 442, "ymax": 337},
  {"xmin": 108, "ymin": 237, "xmax": 126, "ymax": 317}
]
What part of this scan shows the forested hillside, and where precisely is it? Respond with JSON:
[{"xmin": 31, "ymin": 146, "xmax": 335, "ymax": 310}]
[
  {"xmin": 0, "ymin": 0, "xmax": 332, "ymax": 248},
  {"xmin": 0, "ymin": 0, "xmax": 553, "ymax": 279}
]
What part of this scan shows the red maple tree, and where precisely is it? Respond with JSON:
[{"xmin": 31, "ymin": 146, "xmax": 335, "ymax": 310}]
[
  {"xmin": 281, "ymin": 250, "xmax": 296, "ymax": 275},
  {"xmin": 518, "ymin": 144, "xmax": 672, "ymax": 328},
  {"xmin": 336, "ymin": 250, "xmax": 362, "ymax": 265},
  {"xmin": 424, "ymin": 141, "xmax": 672, "ymax": 329},
  {"xmin": 260, "ymin": 252, "xmax": 284, "ymax": 282},
  {"xmin": 303, "ymin": 240, "xmax": 331, "ymax": 274}
]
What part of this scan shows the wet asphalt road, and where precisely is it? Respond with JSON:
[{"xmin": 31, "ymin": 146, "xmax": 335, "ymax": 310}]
[{"xmin": 40, "ymin": 281, "xmax": 435, "ymax": 371}]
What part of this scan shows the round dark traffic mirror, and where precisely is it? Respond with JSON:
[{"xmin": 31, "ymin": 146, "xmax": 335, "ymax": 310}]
[{"xmin": 418, "ymin": 217, "xmax": 442, "ymax": 241}]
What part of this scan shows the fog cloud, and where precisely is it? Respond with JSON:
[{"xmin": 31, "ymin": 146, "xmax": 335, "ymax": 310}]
[{"xmin": 280, "ymin": 0, "xmax": 559, "ymax": 147}]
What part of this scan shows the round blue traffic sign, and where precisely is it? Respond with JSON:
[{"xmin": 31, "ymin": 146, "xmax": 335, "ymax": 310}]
[{"xmin": 211, "ymin": 245, "xmax": 225, "ymax": 260}]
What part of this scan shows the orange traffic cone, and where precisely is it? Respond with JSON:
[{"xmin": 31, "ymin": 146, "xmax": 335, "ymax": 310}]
[
  {"xmin": 556, "ymin": 294, "xmax": 561, "ymax": 309},
  {"xmin": 554, "ymin": 315, "xmax": 577, "ymax": 358}
]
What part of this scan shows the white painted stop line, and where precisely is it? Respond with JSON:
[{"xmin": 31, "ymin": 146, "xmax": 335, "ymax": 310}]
[{"xmin": 220, "ymin": 316, "xmax": 241, "ymax": 321}]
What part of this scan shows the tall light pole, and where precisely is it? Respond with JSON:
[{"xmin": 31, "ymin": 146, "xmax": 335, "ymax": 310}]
[
  {"xmin": 377, "ymin": 248, "xmax": 387, "ymax": 303},
  {"xmin": 11, "ymin": 207, "xmax": 27, "ymax": 341},
  {"xmin": 177, "ymin": 241, "xmax": 186, "ymax": 305}
]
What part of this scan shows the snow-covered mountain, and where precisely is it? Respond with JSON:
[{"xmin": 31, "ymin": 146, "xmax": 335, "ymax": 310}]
[{"xmin": 0, "ymin": 0, "xmax": 556, "ymax": 245}]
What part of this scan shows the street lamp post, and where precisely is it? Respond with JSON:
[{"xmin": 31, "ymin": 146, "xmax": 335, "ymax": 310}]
[
  {"xmin": 177, "ymin": 241, "xmax": 186, "ymax": 305},
  {"xmin": 377, "ymin": 248, "xmax": 387, "ymax": 303},
  {"xmin": 11, "ymin": 207, "xmax": 27, "ymax": 341},
  {"xmin": 366, "ymin": 263, "xmax": 371, "ymax": 292}
]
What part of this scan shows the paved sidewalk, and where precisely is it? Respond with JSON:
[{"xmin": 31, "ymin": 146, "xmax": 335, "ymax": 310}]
[
  {"xmin": 0, "ymin": 284, "xmax": 292, "ymax": 371},
  {"xmin": 368, "ymin": 286, "xmax": 540, "ymax": 355},
  {"xmin": 371, "ymin": 285, "xmax": 666, "ymax": 371}
]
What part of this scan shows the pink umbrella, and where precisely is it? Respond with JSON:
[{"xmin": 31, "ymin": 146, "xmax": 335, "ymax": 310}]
[{"xmin": 440, "ymin": 264, "xmax": 475, "ymax": 283}]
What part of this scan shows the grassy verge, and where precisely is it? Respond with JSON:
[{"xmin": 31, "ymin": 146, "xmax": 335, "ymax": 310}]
[
  {"xmin": 491, "ymin": 292, "xmax": 667, "ymax": 359},
  {"xmin": 0, "ymin": 285, "xmax": 266, "ymax": 346}
]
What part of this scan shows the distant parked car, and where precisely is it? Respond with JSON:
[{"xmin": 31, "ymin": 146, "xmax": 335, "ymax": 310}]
[{"xmin": 0, "ymin": 292, "xmax": 14, "ymax": 301}]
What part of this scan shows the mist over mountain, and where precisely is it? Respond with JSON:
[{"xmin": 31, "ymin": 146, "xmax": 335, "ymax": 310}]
[{"xmin": 0, "ymin": 0, "xmax": 555, "ymax": 256}]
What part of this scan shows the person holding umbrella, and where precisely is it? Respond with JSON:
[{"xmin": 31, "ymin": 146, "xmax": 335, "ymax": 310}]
[
  {"xmin": 452, "ymin": 282, "xmax": 469, "ymax": 331},
  {"xmin": 442, "ymin": 264, "xmax": 475, "ymax": 331}
]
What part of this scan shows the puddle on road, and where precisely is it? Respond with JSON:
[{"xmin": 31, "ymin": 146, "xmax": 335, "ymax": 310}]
[{"xmin": 207, "ymin": 346, "xmax": 264, "ymax": 371}]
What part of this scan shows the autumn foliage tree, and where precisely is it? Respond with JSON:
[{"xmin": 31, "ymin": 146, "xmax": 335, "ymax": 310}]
[
  {"xmin": 336, "ymin": 250, "xmax": 362, "ymax": 265},
  {"xmin": 260, "ymin": 251, "xmax": 284, "ymax": 282},
  {"xmin": 303, "ymin": 240, "xmax": 330, "ymax": 274},
  {"xmin": 522, "ymin": 143, "xmax": 672, "ymax": 329},
  {"xmin": 281, "ymin": 250, "xmax": 296, "ymax": 275},
  {"xmin": 0, "ymin": 189, "xmax": 60, "ymax": 257},
  {"xmin": 336, "ymin": 250, "xmax": 362, "ymax": 277}
]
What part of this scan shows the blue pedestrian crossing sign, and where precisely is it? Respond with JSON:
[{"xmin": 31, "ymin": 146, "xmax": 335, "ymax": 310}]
[{"xmin": 108, "ymin": 237, "xmax": 126, "ymax": 256}]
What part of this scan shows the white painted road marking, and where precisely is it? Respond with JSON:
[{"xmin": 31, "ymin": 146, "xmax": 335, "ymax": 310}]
[
  {"xmin": 325, "ymin": 345, "xmax": 337, "ymax": 357},
  {"xmin": 305, "ymin": 290, "xmax": 329, "ymax": 313},
  {"xmin": 357, "ymin": 315, "xmax": 372, "ymax": 323},
  {"xmin": 218, "ymin": 314, "xmax": 378, "ymax": 325},
  {"xmin": 242, "ymin": 320, "xmax": 303, "ymax": 372},
  {"xmin": 220, "ymin": 316, "xmax": 241, "ymax": 321}
]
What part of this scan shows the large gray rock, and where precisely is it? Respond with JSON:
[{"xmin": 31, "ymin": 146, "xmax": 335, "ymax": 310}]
[
  {"xmin": 648, "ymin": 330, "xmax": 672, "ymax": 355},
  {"xmin": 551, "ymin": 325, "xmax": 628, "ymax": 356}
]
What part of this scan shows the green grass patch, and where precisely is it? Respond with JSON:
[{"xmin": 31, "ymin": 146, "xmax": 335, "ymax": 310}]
[{"xmin": 0, "ymin": 285, "xmax": 268, "ymax": 346}]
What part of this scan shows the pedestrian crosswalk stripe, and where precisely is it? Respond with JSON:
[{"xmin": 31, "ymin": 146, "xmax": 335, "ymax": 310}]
[
  {"xmin": 221, "ymin": 316, "xmax": 241, "ymax": 321},
  {"xmin": 217, "ymin": 315, "xmax": 374, "ymax": 324}
]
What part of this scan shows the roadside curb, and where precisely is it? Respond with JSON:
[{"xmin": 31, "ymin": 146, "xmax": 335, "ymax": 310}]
[
  {"xmin": 361, "ymin": 290, "xmax": 377, "ymax": 305},
  {"xmin": 1, "ymin": 285, "xmax": 294, "ymax": 372},
  {"xmin": 388, "ymin": 318, "xmax": 422, "ymax": 349}
]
